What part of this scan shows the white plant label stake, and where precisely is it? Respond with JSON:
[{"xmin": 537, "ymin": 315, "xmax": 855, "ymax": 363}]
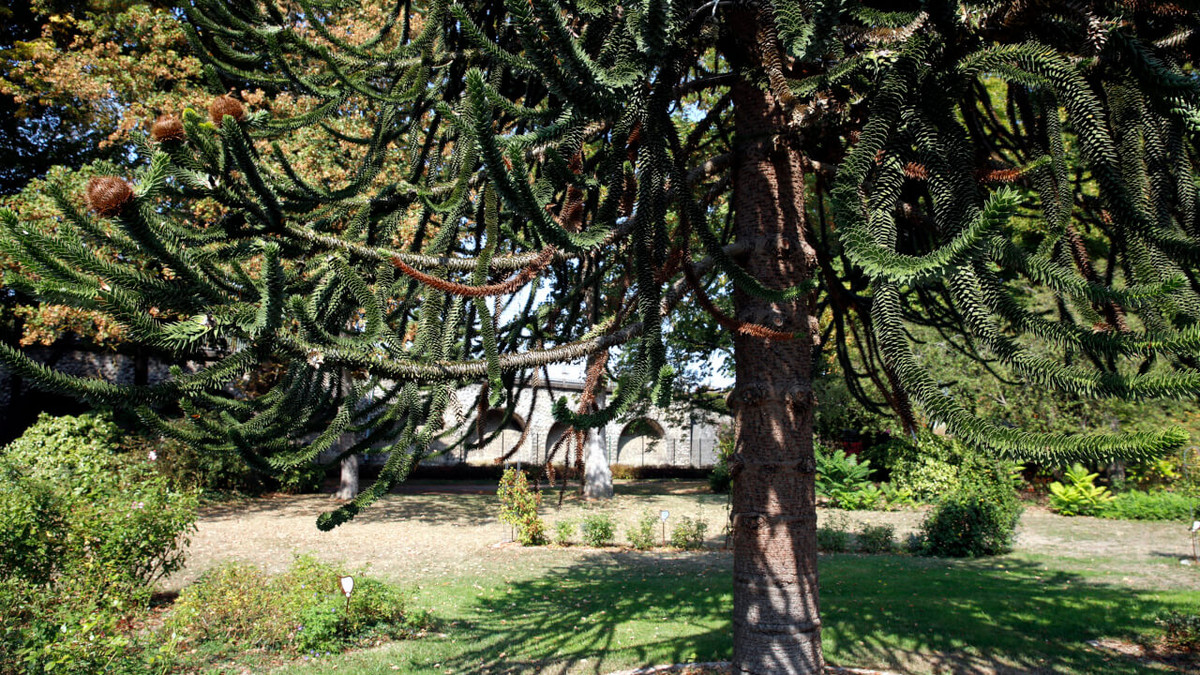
[{"xmin": 339, "ymin": 575, "xmax": 354, "ymax": 613}]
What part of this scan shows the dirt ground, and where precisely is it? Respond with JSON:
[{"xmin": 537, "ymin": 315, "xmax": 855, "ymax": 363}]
[
  {"xmin": 165, "ymin": 481, "xmax": 732, "ymax": 591},
  {"xmin": 163, "ymin": 481, "xmax": 1200, "ymax": 593}
]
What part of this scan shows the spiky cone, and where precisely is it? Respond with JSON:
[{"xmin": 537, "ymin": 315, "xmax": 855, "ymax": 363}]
[
  {"xmin": 151, "ymin": 114, "xmax": 186, "ymax": 142},
  {"xmin": 209, "ymin": 95, "xmax": 245, "ymax": 124},
  {"xmin": 86, "ymin": 177, "xmax": 134, "ymax": 217}
]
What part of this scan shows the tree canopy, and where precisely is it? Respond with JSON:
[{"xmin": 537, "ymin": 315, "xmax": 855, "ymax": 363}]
[{"xmin": 4, "ymin": 1, "xmax": 1200, "ymax": 672}]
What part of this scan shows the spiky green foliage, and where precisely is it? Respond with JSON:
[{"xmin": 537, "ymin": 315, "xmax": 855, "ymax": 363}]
[{"xmin": 4, "ymin": 0, "xmax": 1200, "ymax": 532}]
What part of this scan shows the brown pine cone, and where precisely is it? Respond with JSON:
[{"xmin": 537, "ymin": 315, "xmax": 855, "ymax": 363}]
[
  {"xmin": 209, "ymin": 94, "xmax": 246, "ymax": 124},
  {"xmin": 86, "ymin": 177, "xmax": 134, "ymax": 217},
  {"xmin": 151, "ymin": 114, "xmax": 186, "ymax": 142}
]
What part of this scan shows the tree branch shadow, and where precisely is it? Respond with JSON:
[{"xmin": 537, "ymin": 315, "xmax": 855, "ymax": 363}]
[{"xmin": 426, "ymin": 552, "xmax": 1193, "ymax": 675}]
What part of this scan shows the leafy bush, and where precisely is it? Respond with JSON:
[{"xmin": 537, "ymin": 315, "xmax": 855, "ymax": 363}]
[
  {"xmin": 497, "ymin": 468, "xmax": 547, "ymax": 545},
  {"xmin": 1127, "ymin": 457, "xmax": 1182, "ymax": 490},
  {"xmin": 553, "ymin": 519, "xmax": 576, "ymax": 546},
  {"xmin": 123, "ymin": 427, "xmax": 325, "ymax": 495},
  {"xmin": 886, "ymin": 432, "xmax": 1015, "ymax": 501},
  {"xmin": 669, "ymin": 516, "xmax": 708, "ymax": 550},
  {"xmin": 1101, "ymin": 490, "xmax": 1195, "ymax": 521},
  {"xmin": 816, "ymin": 513, "xmax": 850, "ymax": 553},
  {"xmin": 123, "ymin": 432, "xmax": 253, "ymax": 493},
  {"xmin": 708, "ymin": 427, "xmax": 735, "ymax": 494},
  {"xmin": 879, "ymin": 482, "xmax": 921, "ymax": 509},
  {"xmin": 835, "ymin": 483, "xmax": 886, "ymax": 510},
  {"xmin": 0, "ymin": 464, "xmax": 64, "ymax": 585},
  {"xmin": 815, "ymin": 445, "xmax": 873, "ymax": 504},
  {"xmin": 580, "ymin": 512, "xmax": 616, "ymax": 547},
  {"xmin": 168, "ymin": 556, "xmax": 429, "ymax": 658},
  {"xmin": 0, "ymin": 574, "xmax": 178, "ymax": 675},
  {"xmin": 1048, "ymin": 464, "xmax": 1114, "ymax": 516},
  {"xmin": 913, "ymin": 483, "xmax": 1022, "ymax": 558},
  {"xmin": 1, "ymin": 413, "xmax": 198, "ymax": 587},
  {"xmin": 627, "ymin": 511, "xmax": 659, "ymax": 550},
  {"xmin": 0, "ymin": 413, "xmax": 198, "ymax": 675},
  {"xmin": 1157, "ymin": 610, "xmax": 1200, "ymax": 651},
  {"xmin": 857, "ymin": 523, "xmax": 895, "ymax": 553},
  {"xmin": 708, "ymin": 460, "xmax": 732, "ymax": 494},
  {"xmin": 813, "ymin": 446, "xmax": 919, "ymax": 510}
]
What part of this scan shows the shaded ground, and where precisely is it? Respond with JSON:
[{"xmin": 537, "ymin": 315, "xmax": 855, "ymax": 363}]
[
  {"xmin": 167, "ymin": 481, "xmax": 1200, "ymax": 593},
  {"xmin": 166, "ymin": 480, "xmax": 733, "ymax": 591}
]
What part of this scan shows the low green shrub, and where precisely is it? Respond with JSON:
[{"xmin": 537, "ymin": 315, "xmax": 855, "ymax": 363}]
[
  {"xmin": 816, "ymin": 445, "xmax": 873, "ymax": 505},
  {"xmin": 1048, "ymin": 464, "xmax": 1114, "ymax": 516},
  {"xmin": 0, "ymin": 413, "xmax": 198, "ymax": 675},
  {"xmin": 817, "ymin": 513, "xmax": 850, "ymax": 553},
  {"xmin": 1157, "ymin": 610, "xmax": 1200, "ymax": 651},
  {"xmin": 708, "ymin": 428, "xmax": 735, "ymax": 494},
  {"xmin": 552, "ymin": 518, "xmax": 576, "ymax": 546},
  {"xmin": 1101, "ymin": 490, "xmax": 1195, "ymax": 521},
  {"xmin": 608, "ymin": 465, "xmax": 711, "ymax": 480},
  {"xmin": 627, "ymin": 511, "xmax": 659, "ymax": 550},
  {"xmin": 857, "ymin": 523, "xmax": 895, "ymax": 553},
  {"xmin": 124, "ymin": 424, "xmax": 325, "ymax": 495},
  {"xmin": 817, "ymin": 445, "xmax": 934, "ymax": 510},
  {"xmin": 580, "ymin": 512, "xmax": 616, "ymax": 547},
  {"xmin": 0, "ymin": 464, "xmax": 64, "ymax": 585},
  {"xmin": 1128, "ymin": 457, "xmax": 1183, "ymax": 490},
  {"xmin": 669, "ymin": 516, "xmax": 708, "ymax": 550},
  {"xmin": 1, "ymin": 414, "xmax": 198, "ymax": 588},
  {"xmin": 835, "ymin": 483, "xmax": 886, "ymax": 510},
  {"xmin": 708, "ymin": 460, "xmax": 732, "ymax": 494},
  {"xmin": 497, "ymin": 468, "xmax": 547, "ymax": 545},
  {"xmin": 879, "ymin": 482, "xmax": 921, "ymax": 509},
  {"xmin": 0, "ymin": 574, "xmax": 178, "ymax": 675},
  {"xmin": 913, "ymin": 483, "xmax": 1022, "ymax": 558},
  {"xmin": 168, "ymin": 556, "xmax": 429, "ymax": 658}
]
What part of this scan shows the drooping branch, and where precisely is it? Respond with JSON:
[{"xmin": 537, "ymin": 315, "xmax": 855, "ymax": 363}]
[{"xmin": 390, "ymin": 246, "xmax": 557, "ymax": 297}]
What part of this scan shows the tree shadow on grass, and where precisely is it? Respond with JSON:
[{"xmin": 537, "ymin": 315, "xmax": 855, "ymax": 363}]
[
  {"xmin": 819, "ymin": 554, "xmax": 1196, "ymax": 674},
  {"xmin": 433, "ymin": 550, "xmax": 732, "ymax": 674},
  {"xmin": 428, "ymin": 552, "xmax": 1195, "ymax": 675}
]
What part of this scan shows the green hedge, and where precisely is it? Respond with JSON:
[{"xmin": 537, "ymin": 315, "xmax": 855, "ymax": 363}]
[{"xmin": 1102, "ymin": 490, "xmax": 1196, "ymax": 522}]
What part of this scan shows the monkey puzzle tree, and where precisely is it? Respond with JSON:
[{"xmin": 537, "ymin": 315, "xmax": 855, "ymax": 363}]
[{"xmin": 4, "ymin": 2, "xmax": 1200, "ymax": 673}]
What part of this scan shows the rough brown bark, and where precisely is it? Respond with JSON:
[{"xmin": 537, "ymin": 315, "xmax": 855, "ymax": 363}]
[
  {"xmin": 725, "ymin": 10, "xmax": 824, "ymax": 674},
  {"xmin": 336, "ymin": 450, "xmax": 359, "ymax": 500}
]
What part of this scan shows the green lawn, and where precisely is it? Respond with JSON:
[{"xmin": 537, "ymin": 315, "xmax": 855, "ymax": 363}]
[
  {"xmin": 265, "ymin": 551, "xmax": 1198, "ymax": 675},
  {"xmin": 171, "ymin": 484, "xmax": 1199, "ymax": 674}
]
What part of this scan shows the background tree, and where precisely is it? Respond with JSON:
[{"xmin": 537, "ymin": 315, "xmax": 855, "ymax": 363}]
[
  {"xmin": 0, "ymin": 0, "xmax": 204, "ymax": 194},
  {"xmin": 4, "ymin": 2, "xmax": 1200, "ymax": 674}
]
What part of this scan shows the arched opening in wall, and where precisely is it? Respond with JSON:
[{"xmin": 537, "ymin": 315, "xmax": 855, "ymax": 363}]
[
  {"xmin": 471, "ymin": 409, "xmax": 526, "ymax": 464},
  {"xmin": 616, "ymin": 418, "xmax": 666, "ymax": 467},
  {"xmin": 544, "ymin": 421, "xmax": 573, "ymax": 464}
]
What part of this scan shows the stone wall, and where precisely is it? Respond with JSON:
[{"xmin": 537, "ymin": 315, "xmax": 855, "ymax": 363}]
[{"xmin": 416, "ymin": 379, "xmax": 727, "ymax": 468}]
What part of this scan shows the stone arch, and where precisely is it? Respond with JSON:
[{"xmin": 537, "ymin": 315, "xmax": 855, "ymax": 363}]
[
  {"xmin": 545, "ymin": 420, "xmax": 573, "ymax": 456},
  {"xmin": 471, "ymin": 409, "xmax": 526, "ymax": 464},
  {"xmin": 481, "ymin": 408, "xmax": 526, "ymax": 434},
  {"xmin": 616, "ymin": 417, "xmax": 666, "ymax": 466}
]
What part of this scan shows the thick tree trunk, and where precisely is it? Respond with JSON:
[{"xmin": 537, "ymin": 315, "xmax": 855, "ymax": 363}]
[
  {"xmin": 583, "ymin": 430, "xmax": 612, "ymax": 499},
  {"xmin": 334, "ymin": 368, "xmax": 359, "ymax": 500},
  {"xmin": 337, "ymin": 451, "xmax": 359, "ymax": 500},
  {"xmin": 726, "ymin": 11, "xmax": 824, "ymax": 674}
]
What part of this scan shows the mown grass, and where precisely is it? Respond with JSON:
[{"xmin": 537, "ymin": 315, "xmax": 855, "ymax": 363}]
[{"xmin": 261, "ymin": 550, "xmax": 1199, "ymax": 675}]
